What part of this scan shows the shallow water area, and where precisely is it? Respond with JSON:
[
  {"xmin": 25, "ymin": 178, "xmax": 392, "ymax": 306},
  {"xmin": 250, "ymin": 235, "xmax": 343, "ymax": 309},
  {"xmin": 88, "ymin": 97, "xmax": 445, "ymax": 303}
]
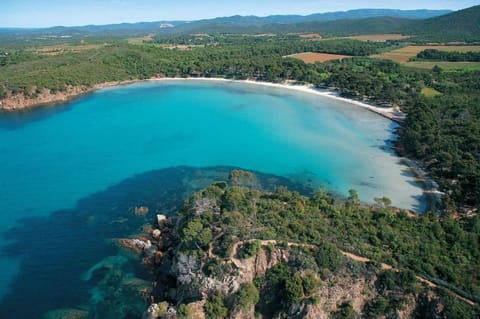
[{"xmin": 0, "ymin": 80, "xmax": 425, "ymax": 317}]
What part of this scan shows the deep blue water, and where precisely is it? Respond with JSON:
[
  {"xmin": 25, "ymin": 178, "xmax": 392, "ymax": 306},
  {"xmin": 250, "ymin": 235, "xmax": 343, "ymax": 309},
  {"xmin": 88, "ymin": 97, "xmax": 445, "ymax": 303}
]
[{"xmin": 0, "ymin": 80, "xmax": 425, "ymax": 318}]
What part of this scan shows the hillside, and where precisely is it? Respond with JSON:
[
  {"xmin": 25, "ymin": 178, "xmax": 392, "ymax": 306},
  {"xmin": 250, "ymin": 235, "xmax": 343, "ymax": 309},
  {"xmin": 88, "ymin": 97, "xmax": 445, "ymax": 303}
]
[
  {"xmin": 121, "ymin": 172, "xmax": 479, "ymax": 319},
  {"xmin": 403, "ymin": 5, "xmax": 480, "ymax": 42},
  {"xmin": 0, "ymin": 8, "xmax": 450, "ymax": 40}
]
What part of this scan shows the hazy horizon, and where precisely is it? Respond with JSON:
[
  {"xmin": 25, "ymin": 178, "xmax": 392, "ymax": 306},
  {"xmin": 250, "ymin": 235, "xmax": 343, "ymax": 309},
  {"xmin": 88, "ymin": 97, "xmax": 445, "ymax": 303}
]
[{"xmin": 0, "ymin": 0, "xmax": 478, "ymax": 28}]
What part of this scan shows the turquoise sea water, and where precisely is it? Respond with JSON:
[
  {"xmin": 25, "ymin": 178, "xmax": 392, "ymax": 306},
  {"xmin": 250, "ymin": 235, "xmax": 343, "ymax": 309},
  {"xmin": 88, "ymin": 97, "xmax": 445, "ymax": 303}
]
[{"xmin": 0, "ymin": 80, "xmax": 425, "ymax": 317}]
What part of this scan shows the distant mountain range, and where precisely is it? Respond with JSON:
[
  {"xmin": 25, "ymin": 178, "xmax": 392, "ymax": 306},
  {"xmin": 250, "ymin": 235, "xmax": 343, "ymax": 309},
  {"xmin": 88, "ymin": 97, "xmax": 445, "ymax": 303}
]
[
  {"xmin": 1, "ymin": 6, "xmax": 479, "ymax": 42},
  {"xmin": 0, "ymin": 9, "xmax": 450, "ymax": 35}
]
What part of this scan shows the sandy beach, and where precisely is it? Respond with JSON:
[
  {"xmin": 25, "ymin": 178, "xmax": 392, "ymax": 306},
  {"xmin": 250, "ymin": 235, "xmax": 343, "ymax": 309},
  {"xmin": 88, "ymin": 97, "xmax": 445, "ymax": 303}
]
[
  {"xmin": 151, "ymin": 77, "xmax": 406, "ymax": 123},
  {"xmin": 0, "ymin": 76, "xmax": 406, "ymax": 123},
  {"xmin": 0, "ymin": 76, "xmax": 439, "ymax": 210}
]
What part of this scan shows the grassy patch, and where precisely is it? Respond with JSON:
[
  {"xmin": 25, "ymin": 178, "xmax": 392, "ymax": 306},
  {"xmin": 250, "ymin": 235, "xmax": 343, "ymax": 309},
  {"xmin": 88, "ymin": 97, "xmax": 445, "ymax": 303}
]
[
  {"xmin": 372, "ymin": 45, "xmax": 480, "ymax": 63},
  {"xmin": 406, "ymin": 61, "xmax": 480, "ymax": 71},
  {"xmin": 127, "ymin": 35, "xmax": 154, "ymax": 45},
  {"xmin": 344, "ymin": 34, "xmax": 411, "ymax": 42},
  {"xmin": 28, "ymin": 43, "xmax": 105, "ymax": 56},
  {"xmin": 421, "ymin": 87, "xmax": 442, "ymax": 97},
  {"xmin": 287, "ymin": 52, "xmax": 351, "ymax": 64}
]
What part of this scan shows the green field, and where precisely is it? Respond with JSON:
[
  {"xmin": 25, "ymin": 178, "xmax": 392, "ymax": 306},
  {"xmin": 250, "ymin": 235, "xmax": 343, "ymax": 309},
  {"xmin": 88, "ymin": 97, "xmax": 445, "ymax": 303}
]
[
  {"xmin": 406, "ymin": 61, "xmax": 480, "ymax": 71},
  {"xmin": 421, "ymin": 87, "xmax": 442, "ymax": 97}
]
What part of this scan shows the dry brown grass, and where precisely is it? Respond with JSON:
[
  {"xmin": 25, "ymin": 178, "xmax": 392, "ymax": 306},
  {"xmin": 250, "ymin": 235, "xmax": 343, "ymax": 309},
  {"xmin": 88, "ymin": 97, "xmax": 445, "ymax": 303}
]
[
  {"xmin": 32, "ymin": 44, "xmax": 104, "ymax": 55},
  {"xmin": 287, "ymin": 52, "xmax": 351, "ymax": 63},
  {"xmin": 372, "ymin": 45, "xmax": 480, "ymax": 63},
  {"xmin": 345, "ymin": 34, "xmax": 411, "ymax": 42},
  {"xmin": 127, "ymin": 34, "xmax": 154, "ymax": 44},
  {"xmin": 299, "ymin": 33, "xmax": 322, "ymax": 39}
]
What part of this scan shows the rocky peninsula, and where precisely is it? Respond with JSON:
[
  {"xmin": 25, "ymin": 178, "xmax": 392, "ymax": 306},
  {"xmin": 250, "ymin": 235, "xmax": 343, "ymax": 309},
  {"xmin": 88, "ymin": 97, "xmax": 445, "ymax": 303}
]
[{"xmin": 114, "ymin": 171, "xmax": 478, "ymax": 319}]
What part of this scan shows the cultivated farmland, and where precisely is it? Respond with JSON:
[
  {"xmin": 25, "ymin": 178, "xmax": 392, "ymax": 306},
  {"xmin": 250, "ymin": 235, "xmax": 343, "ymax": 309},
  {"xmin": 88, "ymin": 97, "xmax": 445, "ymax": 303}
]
[{"xmin": 287, "ymin": 52, "xmax": 351, "ymax": 63}]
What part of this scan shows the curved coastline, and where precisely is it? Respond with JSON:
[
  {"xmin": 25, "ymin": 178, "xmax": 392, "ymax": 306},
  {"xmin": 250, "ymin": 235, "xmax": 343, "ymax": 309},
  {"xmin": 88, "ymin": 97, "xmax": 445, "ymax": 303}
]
[
  {"xmin": 0, "ymin": 77, "xmax": 405, "ymax": 123},
  {"xmin": 0, "ymin": 77, "xmax": 439, "ymax": 211},
  {"xmin": 157, "ymin": 78, "xmax": 407, "ymax": 123}
]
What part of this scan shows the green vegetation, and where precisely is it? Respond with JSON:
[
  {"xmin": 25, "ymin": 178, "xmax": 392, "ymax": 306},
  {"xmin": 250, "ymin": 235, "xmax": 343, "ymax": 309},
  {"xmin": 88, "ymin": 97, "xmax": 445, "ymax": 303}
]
[
  {"xmin": 420, "ymin": 87, "xmax": 441, "ymax": 97},
  {"xmin": 254, "ymin": 261, "xmax": 320, "ymax": 315},
  {"xmin": 0, "ymin": 38, "xmax": 389, "ymax": 95},
  {"xmin": 1, "ymin": 6, "xmax": 479, "ymax": 318},
  {"xmin": 314, "ymin": 242, "xmax": 341, "ymax": 270},
  {"xmin": 204, "ymin": 293, "xmax": 228, "ymax": 319},
  {"xmin": 398, "ymin": 70, "xmax": 480, "ymax": 208},
  {"xmin": 168, "ymin": 179, "xmax": 479, "ymax": 317},
  {"xmin": 416, "ymin": 49, "xmax": 480, "ymax": 62},
  {"xmin": 237, "ymin": 240, "xmax": 261, "ymax": 259},
  {"xmin": 406, "ymin": 61, "xmax": 480, "ymax": 71},
  {"xmin": 177, "ymin": 180, "xmax": 480, "ymax": 304},
  {"xmin": 235, "ymin": 283, "xmax": 260, "ymax": 311},
  {"xmin": 402, "ymin": 5, "xmax": 480, "ymax": 42}
]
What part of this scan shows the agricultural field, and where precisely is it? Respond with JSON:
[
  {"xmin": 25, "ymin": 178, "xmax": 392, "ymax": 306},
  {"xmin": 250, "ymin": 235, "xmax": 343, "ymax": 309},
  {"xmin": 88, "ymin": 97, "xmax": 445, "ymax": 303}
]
[
  {"xmin": 345, "ymin": 33, "xmax": 411, "ymax": 42},
  {"xmin": 29, "ymin": 43, "xmax": 106, "ymax": 55},
  {"xmin": 127, "ymin": 34, "xmax": 154, "ymax": 44},
  {"xmin": 287, "ymin": 52, "xmax": 351, "ymax": 63},
  {"xmin": 299, "ymin": 33, "xmax": 322, "ymax": 39},
  {"xmin": 372, "ymin": 45, "xmax": 480, "ymax": 63},
  {"xmin": 406, "ymin": 61, "xmax": 480, "ymax": 71}
]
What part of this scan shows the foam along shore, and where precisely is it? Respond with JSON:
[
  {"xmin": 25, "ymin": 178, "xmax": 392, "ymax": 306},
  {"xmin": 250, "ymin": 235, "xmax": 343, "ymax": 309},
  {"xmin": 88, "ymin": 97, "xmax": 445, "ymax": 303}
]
[{"xmin": 152, "ymin": 77, "xmax": 406, "ymax": 123}]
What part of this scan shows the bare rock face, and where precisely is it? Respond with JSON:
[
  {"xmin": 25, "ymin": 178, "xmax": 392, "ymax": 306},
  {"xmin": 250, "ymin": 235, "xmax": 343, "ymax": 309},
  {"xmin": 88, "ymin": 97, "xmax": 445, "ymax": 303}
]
[
  {"xmin": 0, "ymin": 86, "xmax": 87, "ymax": 110},
  {"xmin": 152, "ymin": 229, "xmax": 162, "ymax": 239},
  {"xmin": 171, "ymin": 244, "xmax": 291, "ymax": 311},
  {"xmin": 300, "ymin": 274, "xmax": 375, "ymax": 319},
  {"xmin": 191, "ymin": 197, "xmax": 220, "ymax": 216},
  {"xmin": 142, "ymin": 303, "xmax": 160, "ymax": 319},
  {"xmin": 157, "ymin": 214, "xmax": 167, "ymax": 227},
  {"xmin": 229, "ymin": 307, "xmax": 255, "ymax": 319}
]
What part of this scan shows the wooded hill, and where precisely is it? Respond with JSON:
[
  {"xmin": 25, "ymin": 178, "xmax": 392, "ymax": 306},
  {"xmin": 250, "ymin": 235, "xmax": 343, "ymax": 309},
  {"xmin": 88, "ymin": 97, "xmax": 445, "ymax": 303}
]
[
  {"xmin": 402, "ymin": 5, "xmax": 480, "ymax": 42},
  {"xmin": 0, "ymin": 8, "xmax": 457, "ymax": 41}
]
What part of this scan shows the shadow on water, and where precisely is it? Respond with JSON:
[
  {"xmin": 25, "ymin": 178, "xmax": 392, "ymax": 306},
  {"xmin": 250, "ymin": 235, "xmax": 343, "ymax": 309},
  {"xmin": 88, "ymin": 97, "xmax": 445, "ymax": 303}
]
[
  {"xmin": 0, "ymin": 101, "xmax": 77, "ymax": 131},
  {"xmin": 0, "ymin": 165, "xmax": 311, "ymax": 318}
]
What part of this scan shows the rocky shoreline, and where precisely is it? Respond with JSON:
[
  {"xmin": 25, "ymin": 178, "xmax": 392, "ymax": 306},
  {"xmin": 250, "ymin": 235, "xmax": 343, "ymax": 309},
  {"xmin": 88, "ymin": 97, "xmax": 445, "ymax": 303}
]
[{"xmin": 0, "ymin": 79, "xmax": 150, "ymax": 111}]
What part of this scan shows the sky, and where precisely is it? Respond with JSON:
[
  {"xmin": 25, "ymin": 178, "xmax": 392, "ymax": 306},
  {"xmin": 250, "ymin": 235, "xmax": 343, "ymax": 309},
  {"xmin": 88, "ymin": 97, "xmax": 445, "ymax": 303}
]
[{"xmin": 0, "ymin": 0, "xmax": 478, "ymax": 28}]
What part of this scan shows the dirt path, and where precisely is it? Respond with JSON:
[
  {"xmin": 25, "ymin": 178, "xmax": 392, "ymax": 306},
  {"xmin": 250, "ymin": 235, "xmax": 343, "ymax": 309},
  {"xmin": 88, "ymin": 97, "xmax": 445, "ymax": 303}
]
[{"xmin": 224, "ymin": 239, "xmax": 476, "ymax": 306}]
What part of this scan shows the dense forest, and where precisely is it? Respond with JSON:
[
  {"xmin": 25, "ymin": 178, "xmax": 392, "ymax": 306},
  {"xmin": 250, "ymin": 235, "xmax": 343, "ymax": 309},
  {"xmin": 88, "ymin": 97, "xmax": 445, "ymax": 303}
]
[
  {"xmin": 415, "ymin": 49, "xmax": 480, "ymax": 62},
  {"xmin": 398, "ymin": 71, "xmax": 480, "ymax": 208}
]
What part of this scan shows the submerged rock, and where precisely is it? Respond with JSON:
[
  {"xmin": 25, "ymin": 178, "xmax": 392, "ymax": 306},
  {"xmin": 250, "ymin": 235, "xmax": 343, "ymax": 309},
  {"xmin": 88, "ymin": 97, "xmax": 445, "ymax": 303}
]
[
  {"xmin": 135, "ymin": 206, "xmax": 150, "ymax": 215},
  {"xmin": 43, "ymin": 308, "xmax": 88, "ymax": 319},
  {"xmin": 82, "ymin": 255, "xmax": 128, "ymax": 281}
]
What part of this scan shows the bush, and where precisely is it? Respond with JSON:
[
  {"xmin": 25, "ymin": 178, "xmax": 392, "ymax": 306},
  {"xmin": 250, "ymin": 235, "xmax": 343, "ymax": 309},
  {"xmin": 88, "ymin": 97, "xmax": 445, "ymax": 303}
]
[
  {"xmin": 315, "ymin": 242, "xmax": 341, "ymax": 270},
  {"xmin": 237, "ymin": 240, "xmax": 261, "ymax": 259},
  {"xmin": 336, "ymin": 301, "xmax": 355, "ymax": 319},
  {"xmin": 236, "ymin": 282, "xmax": 260, "ymax": 310},
  {"xmin": 204, "ymin": 293, "xmax": 228, "ymax": 319},
  {"xmin": 364, "ymin": 296, "xmax": 389, "ymax": 318},
  {"xmin": 302, "ymin": 273, "xmax": 320, "ymax": 297},
  {"xmin": 285, "ymin": 274, "xmax": 304, "ymax": 304}
]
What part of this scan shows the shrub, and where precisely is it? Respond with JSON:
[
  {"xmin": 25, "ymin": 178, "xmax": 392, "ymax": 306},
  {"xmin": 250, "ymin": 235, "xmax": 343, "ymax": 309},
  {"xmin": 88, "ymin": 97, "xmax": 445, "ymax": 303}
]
[
  {"xmin": 236, "ymin": 282, "xmax": 260, "ymax": 310},
  {"xmin": 204, "ymin": 293, "xmax": 228, "ymax": 319}
]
